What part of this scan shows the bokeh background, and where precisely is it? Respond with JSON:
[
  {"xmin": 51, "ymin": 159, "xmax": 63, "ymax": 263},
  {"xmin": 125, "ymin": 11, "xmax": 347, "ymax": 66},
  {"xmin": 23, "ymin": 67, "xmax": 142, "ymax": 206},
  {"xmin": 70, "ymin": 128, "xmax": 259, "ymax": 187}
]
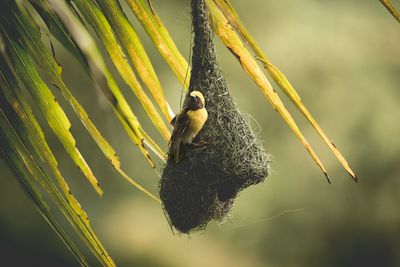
[{"xmin": 1, "ymin": 0, "xmax": 400, "ymax": 266}]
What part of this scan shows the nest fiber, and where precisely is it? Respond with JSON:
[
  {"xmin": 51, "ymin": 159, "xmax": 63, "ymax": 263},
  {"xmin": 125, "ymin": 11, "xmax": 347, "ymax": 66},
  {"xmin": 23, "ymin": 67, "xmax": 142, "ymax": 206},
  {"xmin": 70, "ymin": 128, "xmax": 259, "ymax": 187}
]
[{"xmin": 160, "ymin": 0, "xmax": 270, "ymax": 234}]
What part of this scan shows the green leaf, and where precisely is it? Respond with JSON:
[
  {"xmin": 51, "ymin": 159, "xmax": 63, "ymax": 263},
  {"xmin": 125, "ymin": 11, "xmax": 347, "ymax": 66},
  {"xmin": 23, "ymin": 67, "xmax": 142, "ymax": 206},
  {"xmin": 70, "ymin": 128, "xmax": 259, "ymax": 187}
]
[
  {"xmin": 125, "ymin": 0, "xmax": 190, "ymax": 89},
  {"xmin": 96, "ymin": 0, "xmax": 173, "ymax": 125},
  {"xmin": 12, "ymin": 2, "xmax": 159, "ymax": 201},
  {"xmin": 0, "ymin": 51, "xmax": 115, "ymax": 266},
  {"xmin": 0, "ymin": 113, "xmax": 115, "ymax": 266},
  {"xmin": 0, "ymin": 25, "xmax": 104, "ymax": 195},
  {"xmin": 0, "ymin": 107, "xmax": 88, "ymax": 267},
  {"xmin": 36, "ymin": 0, "xmax": 165, "ymax": 166},
  {"xmin": 32, "ymin": 0, "xmax": 87, "ymax": 67},
  {"xmin": 74, "ymin": 0, "xmax": 171, "ymax": 141},
  {"xmin": 14, "ymin": 2, "xmax": 119, "ymax": 169},
  {"xmin": 0, "ymin": 58, "xmax": 91, "ymax": 225}
]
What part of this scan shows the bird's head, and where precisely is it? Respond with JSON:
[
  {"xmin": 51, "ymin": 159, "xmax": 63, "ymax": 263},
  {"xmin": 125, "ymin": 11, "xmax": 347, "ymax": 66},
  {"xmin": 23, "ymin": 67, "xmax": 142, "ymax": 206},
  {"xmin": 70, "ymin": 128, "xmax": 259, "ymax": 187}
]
[{"xmin": 188, "ymin": 91, "xmax": 205, "ymax": 110}]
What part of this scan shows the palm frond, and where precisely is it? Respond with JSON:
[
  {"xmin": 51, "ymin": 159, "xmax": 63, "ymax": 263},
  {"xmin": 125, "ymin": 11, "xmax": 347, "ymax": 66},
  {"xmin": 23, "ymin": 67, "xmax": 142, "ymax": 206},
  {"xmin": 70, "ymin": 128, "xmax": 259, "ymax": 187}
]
[
  {"xmin": 205, "ymin": 0, "xmax": 331, "ymax": 181},
  {"xmin": 211, "ymin": 0, "xmax": 357, "ymax": 181},
  {"xmin": 125, "ymin": 0, "xmax": 190, "ymax": 88},
  {"xmin": 379, "ymin": 0, "xmax": 400, "ymax": 23},
  {"xmin": 96, "ymin": 0, "xmax": 173, "ymax": 126},
  {"xmin": 0, "ymin": 56, "xmax": 114, "ymax": 266},
  {"xmin": 15, "ymin": 0, "xmax": 160, "ymax": 202},
  {"xmin": 1, "ymin": 24, "xmax": 104, "ymax": 195},
  {"xmin": 0, "ymin": 0, "xmax": 377, "ymax": 264},
  {"xmin": 0, "ymin": 106, "xmax": 88, "ymax": 267},
  {"xmin": 73, "ymin": 0, "xmax": 171, "ymax": 141},
  {"xmin": 39, "ymin": 0, "xmax": 164, "ymax": 165}
]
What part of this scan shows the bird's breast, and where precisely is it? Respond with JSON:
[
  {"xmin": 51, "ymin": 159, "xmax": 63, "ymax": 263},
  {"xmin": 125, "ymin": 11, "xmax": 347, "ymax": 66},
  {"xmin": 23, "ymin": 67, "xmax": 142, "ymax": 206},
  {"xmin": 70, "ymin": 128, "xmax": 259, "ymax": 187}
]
[{"xmin": 183, "ymin": 108, "xmax": 208, "ymax": 143}]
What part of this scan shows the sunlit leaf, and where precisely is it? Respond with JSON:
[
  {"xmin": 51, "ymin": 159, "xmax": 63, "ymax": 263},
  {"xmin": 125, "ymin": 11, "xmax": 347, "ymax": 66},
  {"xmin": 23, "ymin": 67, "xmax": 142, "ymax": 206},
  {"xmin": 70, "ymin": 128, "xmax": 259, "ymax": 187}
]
[
  {"xmin": 125, "ymin": 0, "xmax": 190, "ymax": 89},
  {"xmin": 73, "ymin": 0, "xmax": 171, "ymax": 141},
  {"xmin": 43, "ymin": 0, "xmax": 162, "ymax": 166},
  {"xmin": 212, "ymin": 0, "xmax": 357, "ymax": 181},
  {"xmin": 96, "ymin": 0, "xmax": 173, "ymax": 125},
  {"xmin": 0, "ymin": 107, "xmax": 88, "ymax": 267},
  {"xmin": 13, "ymin": 1, "xmax": 159, "ymax": 201},
  {"xmin": 205, "ymin": 0, "xmax": 331, "ymax": 182},
  {"xmin": 0, "ymin": 25, "xmax": 105, "ymax": 194},
  {"xmin": 0, "ymin": 58, "xmax": 86, "ymax": 218},
  {"xmin": 33, "ymin": 1, "xmax": 165, "ymax": 163},
  {"xmin": 379, "ymin": 0, "xmax": 400, "ymax": 23},
  {"xmin": 0, "ymin": 47, "xmax": 115, "ymax": 266}
]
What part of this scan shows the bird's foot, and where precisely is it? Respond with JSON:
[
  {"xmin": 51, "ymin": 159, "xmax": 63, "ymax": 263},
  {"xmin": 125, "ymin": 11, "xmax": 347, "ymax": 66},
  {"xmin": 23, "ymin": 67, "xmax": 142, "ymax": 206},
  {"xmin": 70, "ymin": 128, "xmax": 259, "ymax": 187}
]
[{"xmin": 191, "ymin": 140, "xmax": 207, "ymax": 149}]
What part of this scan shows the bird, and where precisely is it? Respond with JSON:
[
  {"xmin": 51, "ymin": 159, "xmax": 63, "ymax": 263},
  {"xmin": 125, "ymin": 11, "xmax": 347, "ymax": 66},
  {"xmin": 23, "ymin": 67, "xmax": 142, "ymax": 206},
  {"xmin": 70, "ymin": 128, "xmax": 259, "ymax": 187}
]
[{"xmin": 169, "ymin": 90, "xmax": 208, "ymax": 163}]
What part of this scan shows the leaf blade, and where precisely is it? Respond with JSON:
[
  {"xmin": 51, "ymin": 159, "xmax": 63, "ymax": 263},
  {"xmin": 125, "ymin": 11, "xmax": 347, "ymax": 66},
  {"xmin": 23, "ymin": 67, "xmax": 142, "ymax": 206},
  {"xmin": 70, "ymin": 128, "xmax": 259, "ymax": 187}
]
[
  {"xmin": 96, "ymin": 0, "xmax": 172, "ymax": 124},
  {"xmin": 206, "ymin": 0, "xmax": 331, "ymax": 181},
  {"xmin": 125, "ymin": 0, "xmax": 190, "ymax": 89},
  {"xmin": 213, "ymin": 0, "xmax": 357, "ymax": 181},
  {"xmin": 44, "ymin": 0, "xmax": 162, "ymax": 166},
  {"xmin": 0, "ymin": 108, "xmax": 89, "ymax": 267},
  {"xmin": 14, "ymin": 2, "xmax": 161, "ymax": 199},
  {"xmin": 74, "ymin": 0, "xmax": 171, "ymax": 141},
  {"xmin": 0, "ymin": 26, "xmax": 104, "ymax": 195},
  {"xmin": 379, "ymin": 0, "xmax": 400, "ymax": 24}
]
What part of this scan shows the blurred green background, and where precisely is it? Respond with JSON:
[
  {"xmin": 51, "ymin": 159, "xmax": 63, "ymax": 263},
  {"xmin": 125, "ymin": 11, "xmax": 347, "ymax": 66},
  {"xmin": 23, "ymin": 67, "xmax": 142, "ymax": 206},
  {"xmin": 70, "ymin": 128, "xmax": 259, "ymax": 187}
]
[{"xmin": 1, "ymin": 0, "xmax": 400, "ymax": 266}]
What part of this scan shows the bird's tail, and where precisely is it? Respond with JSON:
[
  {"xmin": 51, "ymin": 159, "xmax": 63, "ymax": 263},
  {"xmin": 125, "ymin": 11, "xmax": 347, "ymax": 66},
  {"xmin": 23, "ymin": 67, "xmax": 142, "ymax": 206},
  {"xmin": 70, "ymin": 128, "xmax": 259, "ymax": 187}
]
[
  {"xmin": 170, "ymin": 136, "xmax": 181, "ymax": 163},
  {"xmin": 172, "ymin": 140, "xmax": 181, "ymax": 163}
]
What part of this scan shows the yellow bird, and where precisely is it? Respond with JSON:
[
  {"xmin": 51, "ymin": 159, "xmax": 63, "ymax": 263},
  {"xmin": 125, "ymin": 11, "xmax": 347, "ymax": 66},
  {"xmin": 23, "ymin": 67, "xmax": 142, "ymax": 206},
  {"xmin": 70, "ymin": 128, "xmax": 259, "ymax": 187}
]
[{"xmin": 169, "ymin": 91, "xmax": 208, "ymax": 163}]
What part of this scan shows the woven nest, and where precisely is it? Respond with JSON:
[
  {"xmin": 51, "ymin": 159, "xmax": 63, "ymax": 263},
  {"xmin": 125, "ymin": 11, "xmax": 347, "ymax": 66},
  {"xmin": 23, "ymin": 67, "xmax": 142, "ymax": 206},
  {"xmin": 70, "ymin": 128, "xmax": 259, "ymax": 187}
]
[{"xmin": 160, "ymin": 0, "xmax": 270, "ymax": 234}]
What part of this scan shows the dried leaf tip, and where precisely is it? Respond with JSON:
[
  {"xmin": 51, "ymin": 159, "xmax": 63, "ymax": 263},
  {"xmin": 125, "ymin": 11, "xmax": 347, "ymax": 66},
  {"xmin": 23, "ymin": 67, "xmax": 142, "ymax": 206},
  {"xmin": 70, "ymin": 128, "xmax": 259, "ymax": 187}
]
[{"xmin": 324, "ymin": 172, "xmax": 331, "ymax": 184}]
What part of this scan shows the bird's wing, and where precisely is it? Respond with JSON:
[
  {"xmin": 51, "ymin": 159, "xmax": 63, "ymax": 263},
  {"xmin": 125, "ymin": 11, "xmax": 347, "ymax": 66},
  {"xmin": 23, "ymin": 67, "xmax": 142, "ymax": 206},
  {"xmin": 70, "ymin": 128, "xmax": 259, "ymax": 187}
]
[
  {"xmin": 170, "ymin": 114, "xmax": 177, "ymax": 126},
  {"xmin": 169, "ymin": 109, "xmax": 189, "ymax": 163}
]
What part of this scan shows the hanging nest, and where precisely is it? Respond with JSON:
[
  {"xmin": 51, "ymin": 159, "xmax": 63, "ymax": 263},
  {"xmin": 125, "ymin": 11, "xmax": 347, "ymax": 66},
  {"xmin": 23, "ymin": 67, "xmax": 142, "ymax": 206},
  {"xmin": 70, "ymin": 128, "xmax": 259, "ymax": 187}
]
[{"xmin": 160, "ymin": 0, "xmax": 270, "ymax": 234}]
